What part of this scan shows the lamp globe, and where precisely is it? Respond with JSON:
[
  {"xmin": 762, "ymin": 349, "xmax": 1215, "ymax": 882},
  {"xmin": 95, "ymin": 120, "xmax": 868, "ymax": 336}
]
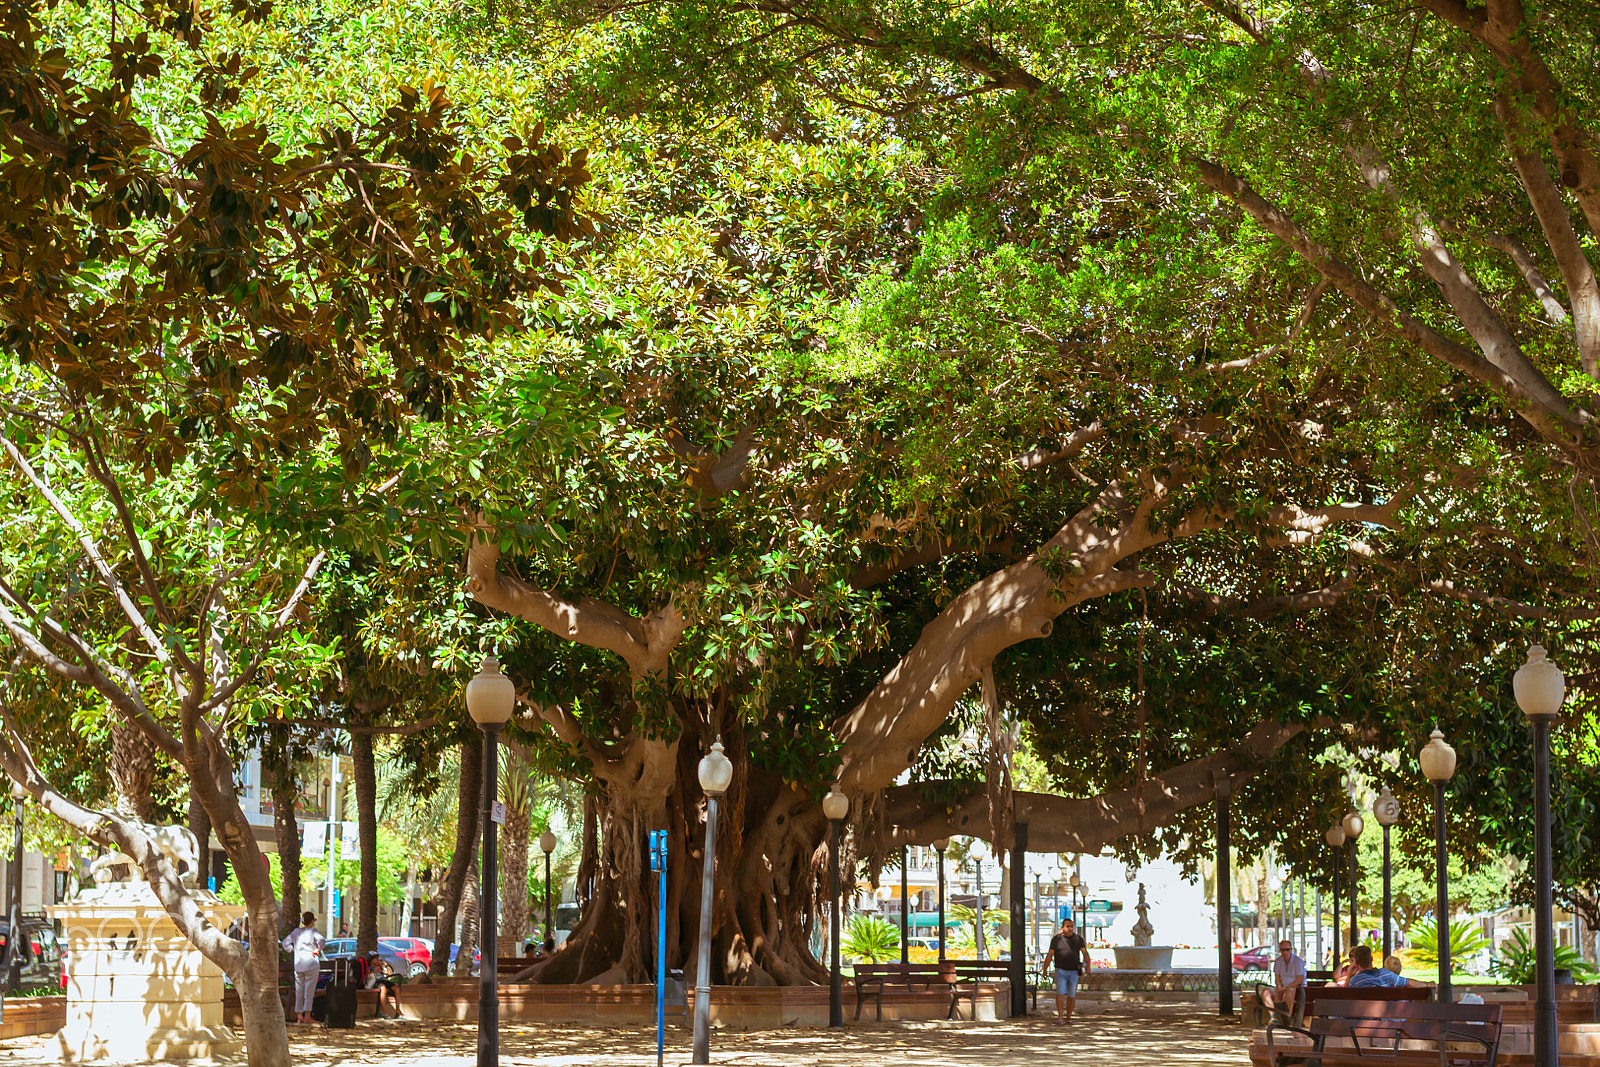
[
  {"xmin": 1513, "ymin": 644, "xmax": 1566, "ymax": 722},
  {"xmin": 540, "ymin": 828, "xmax": 557, "ymax": 855},
  {"xmin": 1372, "ymin": 785, "xmax": 1400, "ymax": 828},
  {"xmin": 1325, "ymin": 824, "xmax": 1346, "ymax": 848},
  {"xmin": 465, "ymin": 654, "xmax": 516, "ymax": 725},
  {"xmin": 1342, "ymin": 810, "xmax": 1365, "ymax": 840},
  {"xmin": 1419, "ymin": 728, "xmax": 1457, "ymax": 782},
  {"xmin": 698, "ymin": 739, "xmax": 734, "ymax": 797}
]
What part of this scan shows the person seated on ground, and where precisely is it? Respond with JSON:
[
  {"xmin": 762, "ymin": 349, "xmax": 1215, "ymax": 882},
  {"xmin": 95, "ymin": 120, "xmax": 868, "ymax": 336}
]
[
  {"xmin": 365, "ymin": 951, "xmax": 402, "ymax": 1019},
  {"xmin": 1262, "ymin": 940, "xmax": 1306, "ymax": 1022},
  {"xmin": 1348, "ymin": 944, "xmax": 1431, "ymax": 987}
]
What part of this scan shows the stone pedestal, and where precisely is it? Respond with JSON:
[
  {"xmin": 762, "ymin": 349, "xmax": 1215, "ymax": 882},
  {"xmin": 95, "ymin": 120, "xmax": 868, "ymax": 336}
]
[{"xmin": 49, "ymin": 882, "xmax": 244, "ymax": 1061}]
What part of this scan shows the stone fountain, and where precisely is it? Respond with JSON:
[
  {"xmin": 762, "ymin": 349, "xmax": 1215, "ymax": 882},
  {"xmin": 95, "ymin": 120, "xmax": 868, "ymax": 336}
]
[
  {"xmin": 1111, "ymin": 883, "xmax": 1174, "ymax": 970},
  {"xmin": 49, "ymin": 827, "xmax": 244, "ymax": 1061}
]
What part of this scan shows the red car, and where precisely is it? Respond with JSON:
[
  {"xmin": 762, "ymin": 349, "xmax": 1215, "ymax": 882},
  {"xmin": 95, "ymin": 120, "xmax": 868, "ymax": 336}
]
[
  {"xmin": 379, "ymin": 937, "xmax": 434, "ymax": 977},
  {"xmin": 1232, "ymin": 945, "xmax": 1275, "ymax": 971}
]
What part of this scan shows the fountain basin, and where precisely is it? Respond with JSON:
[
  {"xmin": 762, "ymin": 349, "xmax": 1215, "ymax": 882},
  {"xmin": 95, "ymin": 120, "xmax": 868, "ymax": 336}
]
[{"xmin": 1113, "ymin": 946, "xmax": 1175, "ymax": 969}]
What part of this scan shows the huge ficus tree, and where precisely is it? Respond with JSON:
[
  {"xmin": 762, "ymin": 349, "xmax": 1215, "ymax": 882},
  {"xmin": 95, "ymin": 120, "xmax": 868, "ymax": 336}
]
[
  {"xmin": 434, "ymin": 0, "xmax": 1600, "ymax": 986},
  {"xmin": 0, "ymin": 0, "xmax": 591, "ymax": 1061}
]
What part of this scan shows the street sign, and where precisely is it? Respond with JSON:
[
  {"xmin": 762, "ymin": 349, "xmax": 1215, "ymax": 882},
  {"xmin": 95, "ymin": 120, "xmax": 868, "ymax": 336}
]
[
  {"xmin": 1088, "ymin": 899, "xmax": 1115, "ymax": 913},
  {"xmin": 491, "ymin": 801, "xmax": 507, "ymax": 825}
]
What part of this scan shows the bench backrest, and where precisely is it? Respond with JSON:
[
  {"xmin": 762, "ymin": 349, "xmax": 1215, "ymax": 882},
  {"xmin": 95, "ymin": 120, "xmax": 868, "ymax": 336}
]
[
  {"xmin": 1305, "ymin": 984, "xmax": 1431, "ymax": 1015},
  {"xmin": 1305, "ymin": 1000, "xmax": 1502, "ymax": 1047},
  {"xmin": 851, "ymin": 963, "xmax": 947, "ymax": 985}
]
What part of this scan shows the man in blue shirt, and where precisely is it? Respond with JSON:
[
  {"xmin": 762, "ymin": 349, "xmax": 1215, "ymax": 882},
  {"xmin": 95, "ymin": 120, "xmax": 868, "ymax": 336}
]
[{"xmin": 1348, "ymin": 944, "xmax": 1431, "ymax": 988}]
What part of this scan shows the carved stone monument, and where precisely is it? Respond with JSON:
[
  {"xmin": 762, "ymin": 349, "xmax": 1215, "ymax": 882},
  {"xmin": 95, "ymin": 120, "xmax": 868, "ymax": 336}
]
[
  {"xmin": 1112, "ymin": 882, "xmax": 1175, "ymax": 970},
  {"xmin": 1129, "ymin": 883, "xmax": 1156, "ymax": 946},
  {"xmin": 49, "ymin": 828, "xmax": 244, "ymax": 1061}
]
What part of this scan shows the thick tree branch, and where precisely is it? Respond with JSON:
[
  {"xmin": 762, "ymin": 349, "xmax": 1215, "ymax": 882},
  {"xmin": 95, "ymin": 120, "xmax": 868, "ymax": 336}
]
[
  {"xmin": 881, "ymin": 720, "xmax": 1307, "ymax": 851},
  {"xmin": 0, "ymin": 433, "xmax": 192, "ymax": 693},
  {"xmin": 0, "ymin": 701, "xmax": 246, "ymax": 978},
  {"xmin": 1187, "ymin": 156, "xmax": 1592, "ymax": 446},
  {"xmin": 466, "ymin": 533, "xmax": 687, "ymax": 679},
  {"xmin": 1494, "ymin": 96, "xmax": 1600, "ymax": 379}
]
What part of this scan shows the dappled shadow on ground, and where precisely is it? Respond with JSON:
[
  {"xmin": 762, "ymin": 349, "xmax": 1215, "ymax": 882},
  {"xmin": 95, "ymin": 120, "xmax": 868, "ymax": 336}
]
[{"xmin": 0, "ymin": 1005, "xmax": 1249, "ymax": 1065}]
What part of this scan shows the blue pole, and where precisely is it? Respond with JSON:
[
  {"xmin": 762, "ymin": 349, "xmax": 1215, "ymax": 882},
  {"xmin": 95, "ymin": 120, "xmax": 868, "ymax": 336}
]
[{"xmin": 651, "ymin": 831, "xmax": 667, "ymax": 1067}]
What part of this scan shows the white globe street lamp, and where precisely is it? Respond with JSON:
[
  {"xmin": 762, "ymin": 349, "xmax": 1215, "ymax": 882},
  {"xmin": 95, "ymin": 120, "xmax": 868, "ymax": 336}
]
[
  {"xmin": 1515, "ymin": 644, "xmax": 1566, "ymax": 1066},
  {"xmin": 692, "ymin": 739, "xmax": 734, "ymax": 1063}
]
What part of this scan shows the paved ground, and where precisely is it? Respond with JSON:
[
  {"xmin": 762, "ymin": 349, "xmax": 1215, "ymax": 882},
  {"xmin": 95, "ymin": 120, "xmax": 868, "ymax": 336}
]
[{"xmin": 0, "ymin": 1005, "xmax": 1251, "ymax": 1064}]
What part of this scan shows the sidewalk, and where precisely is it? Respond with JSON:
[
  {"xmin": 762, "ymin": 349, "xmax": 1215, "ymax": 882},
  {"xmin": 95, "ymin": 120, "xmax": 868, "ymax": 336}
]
[{"xmin": 0, "ymin": 1004, "xmax": 1251, "ymax": 1065}]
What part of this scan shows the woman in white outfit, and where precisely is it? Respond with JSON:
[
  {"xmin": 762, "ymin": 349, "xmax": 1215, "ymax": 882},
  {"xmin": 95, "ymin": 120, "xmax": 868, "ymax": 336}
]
[{"xmin": 281, "ymin": 911, "xmax": 325, "ymax": 1024}]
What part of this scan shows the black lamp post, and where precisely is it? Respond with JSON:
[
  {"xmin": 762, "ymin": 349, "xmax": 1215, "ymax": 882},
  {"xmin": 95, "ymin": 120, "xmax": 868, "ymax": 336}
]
[
  {"xmin": 1069, "ymin": 872, "xmax": 1082, "ymax": 930},
  {"xmin": 1342, "ymin": 810, "xmax": 1364, "ymax": 950},
  {"xmin": 1215, "ymin": 769, "xmax": 1232, "ymax": 1018},
  {"xmin": 932, "ymin": 838, "xmax": 948, "ymax": 962},
  {"xmin": 823, "ymin": 784, "xmax": 849, "ymax": 1028},
  {"xmin": 1515, "ymin": 644, "xmax": 1566, "ymax": 1067},
  {"xmin": 1325, "ymin": 823, "xmax": 1346, "ymax": 968},
  {"xmin": 692, "ymin": 739, "xmax": 735, "ymax": 1062},
  {"xmin": 539, "ymin": 828, "xmax": 557, "ymax": 952},
  {"xmin": 1373, "ymin": 786, "xmax": 1400, "ymax": 961},
  {"xmin": 466, "ymin": 653, "xmax": 516, "ymax": 1067},
  {"xmin": 6, "ymin": 782, "xmax": 25, "ymax": 995},
  {"xmin": 1420, "ymin": 727, "xmax": 1456, "ymax": 1005}
]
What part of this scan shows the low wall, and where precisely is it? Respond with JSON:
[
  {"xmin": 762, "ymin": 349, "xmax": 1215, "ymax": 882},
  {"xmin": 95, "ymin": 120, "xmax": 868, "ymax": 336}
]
[
  {"xmin": 382, "ymin": 979, "xmax": 1012, "ymax": 1028},
  {"xmin": 0, "ymin": 996, "xmax": 67, "ymax": 1040}
]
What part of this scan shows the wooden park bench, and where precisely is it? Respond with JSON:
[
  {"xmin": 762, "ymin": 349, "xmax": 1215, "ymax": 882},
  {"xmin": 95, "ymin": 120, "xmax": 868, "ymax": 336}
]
[
  {"xmin": 1304, "ymin": 984, "xmax": 1433, "ymax": 1016},
  {"xmin": 950, "ymin": 960, "xmax": 1039, "ymax": 1014},
  {"xmin": 852, "ymin": 963, "xmax": 958, "ymax": 1021},
  {"xmin": 1247, "ymin": 980, "xmax": 1430, "ymax": 1029},
  {"xmin": 1263, "ymin": 1000, "xmax": 1502, "ymax": 1067}
]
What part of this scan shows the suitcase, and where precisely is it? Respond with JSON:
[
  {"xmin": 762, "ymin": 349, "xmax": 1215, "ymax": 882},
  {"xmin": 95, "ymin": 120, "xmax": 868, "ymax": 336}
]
[
  {"xmin": 323, "ymin": 983, "xmax": 357, "ymax": 1028},
  {"xmin": 323, "ymin": 959, "xmax": 358, "ymax": 1029}
]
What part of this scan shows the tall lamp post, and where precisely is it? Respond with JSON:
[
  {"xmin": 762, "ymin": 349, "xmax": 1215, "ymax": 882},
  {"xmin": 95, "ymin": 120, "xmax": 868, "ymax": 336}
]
[
  {"xmin": 1342, "ymin": 810, "xmax": 1364, "ymax": 950},
  {"xmin": 1419, "ymin": 727, "xmax": 1456, "ymax": 1005},
  {"xmin": 692, "ymin": 739, "xmax": 735, "ymax": 1062},
  {"xmin": 970, "ymin": 840, "xmax": 989, "ymax": 961},
  {"xmin": 932, "ymin": 838, "xmax": 948, "ymax": 962},
  {"xmin": 823, "ymin": 784, "xmax": 850, "ymax": 1028},
  {"xmin": 1069, "ymin": 872, "xmax": 1082, "ymax": 930},
  {"xmin": 1515, "ymin": 644, "xmax": 1566, "ymax": 1067},
  {"xmin": 539, "ymin": 828, "xmax": 557, "ymax": 952},
  {"xmin": 1325, "ymin": 823, "xmax": 1346, "ymax": 967},
  {"xmin": 465, "ymin": 653, "xmax": 515, "ymax": 1067},
  {"xmin": 1216, "ymin": 769, "xmax": 1233, "ymax": 1018},
  {"xmin": 1373, "ymin": 786, "xmax": 1400, "ymax": 961},
  {"xmin": 6, "ymin": 782, "xmax": 25, "ymax": 995},
  {"xmin": 899, "ymin": 845, "xmax": 909, "ymax": 965}
]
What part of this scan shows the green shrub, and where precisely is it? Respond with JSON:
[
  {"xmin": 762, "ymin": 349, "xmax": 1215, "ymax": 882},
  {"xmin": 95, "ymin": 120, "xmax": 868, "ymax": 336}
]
[
  {"xmin": 1491, "ymin": 927, "xmax": 1599, "ymax": 984},
  {"xmin": 841, "ymin": 914, "xmax": 901, "ymax": 964},
  {"xmin": 1404, "ymin": 918, "xmax": 1490, "ymax": 969}
]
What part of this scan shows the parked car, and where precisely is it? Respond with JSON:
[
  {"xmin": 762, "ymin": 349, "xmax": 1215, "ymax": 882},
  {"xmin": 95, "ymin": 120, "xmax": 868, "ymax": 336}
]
[
  {"xmin": 379, "ymin": 937, "xmax": 434, "ymax": 977},
  {"xmin": 0, "ymin": 914, "xmax": 66, "ymax": 992},
  {"xmin": 323, "ymin": 938, "xmax": 408, "ymax": 978},
  {"xmin": 1232, "ymin": 945, "xmax": 1274, "ymax": 971}
]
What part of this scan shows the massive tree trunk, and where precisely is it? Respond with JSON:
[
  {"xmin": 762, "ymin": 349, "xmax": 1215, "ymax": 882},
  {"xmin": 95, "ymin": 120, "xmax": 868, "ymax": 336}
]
[
  {"xmin": 351, "ymin": 729, "xmax": 379, "ymax": 954},
  {"xmin": 267, "ymin": 761, "xmax": 303, "ymax": 937},
  {"xmin": 430, "ymin": 737, "xmax": 481, "ymax": 976}
]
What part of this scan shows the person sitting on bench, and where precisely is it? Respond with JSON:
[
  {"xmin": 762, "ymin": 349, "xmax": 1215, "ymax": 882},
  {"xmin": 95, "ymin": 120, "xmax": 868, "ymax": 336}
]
[
  {"xmin": 1348, "ymin": 944, "xmax": 1431, "ymax": 988},
  {"xmin": 364, "ymin": 951, "xmax": 403, "ymax": 1019},
  {"xmin": 1262, "ymin": 940, "xmax": 1306, "ymax": 1021}
]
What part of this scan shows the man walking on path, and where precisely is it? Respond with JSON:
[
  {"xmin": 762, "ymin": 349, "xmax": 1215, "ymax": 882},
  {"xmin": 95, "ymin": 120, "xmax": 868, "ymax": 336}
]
[
  {"xmin": 1263, "ymin": 940, "xmax": 1306, "ymax": 1022},
  {"xmin": 1043, "ymin": 918, "xmax": 1090, "ymax": 1023},
  {"xmin": 283, "ymin": 911, "xmax": 326, "ymax": 1024}
]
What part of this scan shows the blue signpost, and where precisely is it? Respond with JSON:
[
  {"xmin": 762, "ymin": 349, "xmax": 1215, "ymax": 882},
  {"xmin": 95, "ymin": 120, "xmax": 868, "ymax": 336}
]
[{"xmin": 649, "ymin": 830, "xmax": 669, "ymax": 1067}]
